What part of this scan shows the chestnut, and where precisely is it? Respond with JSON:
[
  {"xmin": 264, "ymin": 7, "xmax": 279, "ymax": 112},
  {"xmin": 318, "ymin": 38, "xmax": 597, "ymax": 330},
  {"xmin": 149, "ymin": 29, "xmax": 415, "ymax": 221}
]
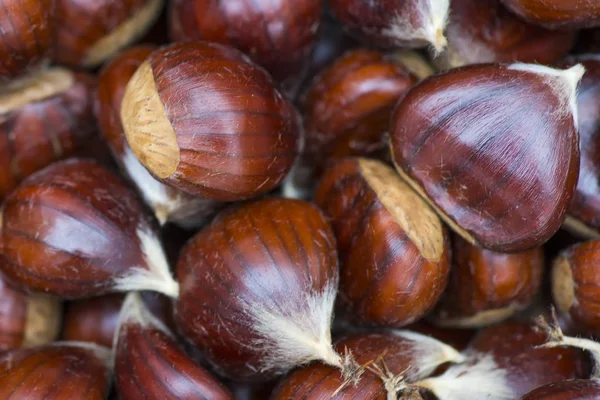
[
  {"xmin": 390, "ymin": 62, "xmax": 584, "ymax": 252},
  {"xmin": 0, "ymin": 0, "xmax": 54, "ymax": 82},
  {"xmin": 500, "ymin": 0, "xmax": 600, "ymax": 29},
  {"xmin": 115, "ymin": 293, "xmax": 234, "ymax": 399},
  {"xmin": 169, "ymin": 0, "xmax": 322, "ymax": 93},
  {"xmin": 120, "ymin": 42, "xmax": 302, "ymax": 201},
  {"xmin": 431, "ymin": 235, "xmax": 544, "ymax": 328},
  {"xmin": 328, "ymin": 0, "xmax": 450, "ymax": 51},
  {"xmin": 521, "ymin": 379, "xmax": 600, "ymax": 400},
  {"xmin": 0, "ymin": 158, "xmax": 178, "ymax": 299},
  {"xmin": 435, "ymin": 0, "xmax": 576, "ymax": 70},
  {"xmin": 0, "ymin": 342, "xmax": 111, "ymax": 399},
  {"xmin": 0, "ymin": 68, "xmax": 96, "ymax": 200},
  {"xmin": 53, "ymin": 0, "xmax": 164, "ymax": 67},
  {"xmin": 96, "ymin": 45, "xmax": 220, "ymax": 227},
  {"xmin": 315, "ymin": 158, "xmax": 450, "ymax": 327}
]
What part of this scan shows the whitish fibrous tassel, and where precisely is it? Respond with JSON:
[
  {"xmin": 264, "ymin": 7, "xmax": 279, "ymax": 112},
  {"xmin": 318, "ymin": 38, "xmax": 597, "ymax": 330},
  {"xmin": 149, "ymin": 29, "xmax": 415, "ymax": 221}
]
[{"xmin": 112, "ymin": 227, "xmax": 179, "ymax": 299}]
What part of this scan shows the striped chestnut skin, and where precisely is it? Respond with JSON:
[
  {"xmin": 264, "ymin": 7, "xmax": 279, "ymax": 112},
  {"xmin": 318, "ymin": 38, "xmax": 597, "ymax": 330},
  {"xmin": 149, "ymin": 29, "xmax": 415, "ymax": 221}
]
[
  {"xmin": 521, "ymin": 380, "xmax": 600, "ymax": 400},
  {"xmin": 169, "ymin": 0, "xmax": 321, "ymax": 86},
  {"xmin": 390, "ymin": 63, "xmax": 583, "ymax": 252},
  {"xmin": 115, "ymin": 293, "xmax": 233, "ymax": 400},
  {"xmin": 174, "ymin": 198, "xmax": 338, "ymax": 381},
  {"xmin": 436, "ymin": 0, "xmax": 575, "ymax": 70},
  {"xmin": 0, "ymin": 69, "xmax": 96, "ymax": 200},
  {"xmin": 500, "ymin": 0, "xmax": 600, "ymax": 29},
  {"xmin": 431, "ymin": 235, "xmax": 544, "ymax": 328},
  {"xmin": 53, "ymin": 0, "xmax": 163, "ymax": 68},
  {"xmin": 0, "ymin": 158, "xmax": 177, "ymax": 299},
  {"xmin": 0, "ymin": 342, "xmax": 111, "ymax": 399},
  {"xmin": 121, "ymin": 42, "xmax": 302, "ymax": 201},
  {"xmin": 315, "ymin": 158, "xmax": 450, "ymax": 327}
]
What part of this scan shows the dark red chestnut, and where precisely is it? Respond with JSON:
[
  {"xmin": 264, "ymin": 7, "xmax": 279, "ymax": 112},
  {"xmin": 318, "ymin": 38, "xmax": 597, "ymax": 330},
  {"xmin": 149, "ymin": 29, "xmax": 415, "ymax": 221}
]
[
  {"xmin": 0, "ymin": 342, "xmax": 111, "ymax": 399},
  {"xmin": 328, "ymin": 0, "xmax": 450, "ymax": 51},
  {"xmin": 406, "ymin": 321, "xmax": 476, "ymax": 351},
  {"xmin": 431, "ymin": 235, "xmax": 544, "ymax": 328},
  {"xmin": 96, "ymin": 45, "xmax": 220, "ymax": 227},
  {"xmin": 521, "ymin": 379, "xmax": 600, "ymax": 399},
  {"xmin": 500, "ymin": 0, "xmax": 600, "ymax": 29},
  {"xmin": 0, "ymin": 158, "xmax": 178, "ymax": 299},
  {"xmin": 115, "ymin": 293, "xmax": 233, "ymax": 399},
  {"xmin": 0, "ymin": 68, "xmax": 96, "ymax": 200},
  {"xmin": 315, "ymin": 158, "xmax": 450, "ymax": 327},
  {"xmin": 390, "ymin": 62, "xmax": 584, "ymax": 252},
  {"xmin": 121, "ymin": 42, "xmax": 302, "ymax": 201},
  {"xmin": 53, "ymin": 0, "xmax": 164, "ymax": 67},
  {"xmin": 435, "ymin": 0, "xmax": 576, "ymax": 69}
]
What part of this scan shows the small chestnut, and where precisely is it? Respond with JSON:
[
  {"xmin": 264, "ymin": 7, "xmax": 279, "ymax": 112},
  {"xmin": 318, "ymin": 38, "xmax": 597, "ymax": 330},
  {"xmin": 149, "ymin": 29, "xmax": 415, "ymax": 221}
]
[
  {"xmin": 500, "ymin": 0, "xmax": 600, "ymax": 29},
  {"xmin": 53, "ymin": 0, "xmax": 164, "ymax": 67},
  {"xmin": 121, "ymin": 42, "xmax": 302, "ymax": 201},
  {"xmin": 328, "ymin": 0, "xmax": 450, "ymax": 52},
  {"xmin": 0, "ymin": 158, "xmax": 178, "ymax": 299},
  {"xmin": 390, "ymin": 62, "xmax": 584, "ymax": 252},
  {"xmin": 431, "ymin": 235, "xmax": 544, "ymax": 328},
  {"xmin": 315, "ymin": 158, "xmax": 451, "ymax": 327}
]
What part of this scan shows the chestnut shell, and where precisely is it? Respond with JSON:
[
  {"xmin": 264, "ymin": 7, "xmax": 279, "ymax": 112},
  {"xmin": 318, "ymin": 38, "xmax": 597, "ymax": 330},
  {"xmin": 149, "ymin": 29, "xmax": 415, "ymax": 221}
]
[
  {"xmin": 520, "ymin": 379, "xmax": 600, "ymax": 400},
  {"xmin": 500, "ymin": 0, "xmax": 600, "ymax": 29}
]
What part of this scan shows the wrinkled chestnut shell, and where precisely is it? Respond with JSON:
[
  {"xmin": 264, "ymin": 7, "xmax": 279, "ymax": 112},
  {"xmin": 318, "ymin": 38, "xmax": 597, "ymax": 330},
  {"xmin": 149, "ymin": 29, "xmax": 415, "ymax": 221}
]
[
  {"xmin": 169, "ymin": 0, "xmax": 321, "ymax": 85},
  {"xmin": 0, "ymin": 71, "xmax": 96, "ymax": 200},
  {"xmin": 520, "ymin": 379, "xmax": 600, "ymax": 400},
  {"xmin": 0, "ymin": 159, "xmax": 154, "ymax": 298},
  {"xmin": 121, "ymin": 41, "xmax": 302, "ymax": 201},
  {"xmin": 53, "ymin": 0, "xmax": 164, "ymax": 67},
  {"xmin": 315, "ymin": 158, "xmax": 450, "ymax": 327},
  {"xmin": 390, "ymin": 63, "xmax": 580, "ymax": 252},
  {"xmin": 174, "ymin": 198, "xmax": 337, "ymax": 380},
  {"xmin": 500, "ymin": 0, "xmax": 600, "ymax": 29},
  {"xmin": 0, "ymin": 0, "xmax": 54, "ymax": 81},
  {"xmin": 432, "ymin": 235, "xmax": 543, "ymax": 327},
  {"xmin": 436, "ymin": 0, "xmax": 575, "ymax": 69}
]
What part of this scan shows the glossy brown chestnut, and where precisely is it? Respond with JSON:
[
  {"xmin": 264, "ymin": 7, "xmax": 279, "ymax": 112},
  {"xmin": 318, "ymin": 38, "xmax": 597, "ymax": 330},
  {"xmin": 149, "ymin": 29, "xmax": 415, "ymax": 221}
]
[
  {"xmin": 431, "ymin": 235, "xmax": 544, "ymax": 328},
  {"xmin": 121, "ymin": 42, "xmax": 302, "ymax": 201},
  {"xmin": 390, "ymin": 62, "xmax": 583, "ymax": 252},
  {"xmin": 521, "ymin": 379, "xmax": 600, "ymax": 400},
  {"xmin": 169, "ymin": 0, "xmax": 321, "ymax": 87},
  {"xmin": 0, "ymin": 68, "xmax": 96, "ymax": 200},
  {"xmin": 0, "ymin": 158, "xmax": 178, "ymax": 299},
  {"xmin": 115, "ymin": 293, "xmax": 233, "ymax": 399},
  {"xmin": 315, "ymin": 158, "xmax": 450, "ymax": 327},
  {"xmin": 0, "ymin": 342, "xmax": 111, "ymax": 399},
  {"xmin": 500, "ymin": 0, "xmax": 600, "ymax": 29},
  {"xmin": 0, "ymin": 0, "xmax": 54, "ymax": 81},
  {"xmin": 96, "ymin": 45, "xmax": 219, "ymax": 227},
  {"xmin": 53, "ymin": 0, "xmax": 164, "ymax": 67},
  {"xmin": 435, "ymin": 0, "xmax": 576, "ymax": 69},
  {"xmin": 406, "ymin": 321, "xmax": 476, "ymax": 351},
  {"xmin": 328, "ymin": 0, "xmax": 450, "ymax": 51}
]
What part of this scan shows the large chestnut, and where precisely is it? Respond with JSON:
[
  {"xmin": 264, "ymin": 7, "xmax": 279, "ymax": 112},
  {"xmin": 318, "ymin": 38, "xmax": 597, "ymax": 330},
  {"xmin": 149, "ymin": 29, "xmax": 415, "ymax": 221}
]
[
  {"xmin": 96, "ymin": 45, "xmax": 220, "ymax": 227},
  {"xmin": 121, "ymin": 42, "xmax": 302, "ymax": 201},
  {"xmin": 0, "ymin": 158, "xmax": 178, "ymax": 299},
  {"xmin": 435, "ymin": 0, "xmax": 575, "ymax": 70},
  {"xmin": 431, "ymin": 235, "xmax": 544, "ymax": 328},
  {"xmin": 500, "ymin": 0, "xmax": 600, "ymax": 29},
  {"xmin": 315, "ymin": 158, "xmax": 450, "ymax": 327},
  {"xmin": 390, "ymin": 62, "xmax": 584, "ymax": 252},
  {"xmin": 53, "ymin": 0, "xmax": 164, "ymax": 67},
  {"xmin": 328, "ymin": 0, "xmax": 450, "ymax": 51},
  {"xmin": 0, "ymin": 68, "xmax": 96, "ymax": 200}
]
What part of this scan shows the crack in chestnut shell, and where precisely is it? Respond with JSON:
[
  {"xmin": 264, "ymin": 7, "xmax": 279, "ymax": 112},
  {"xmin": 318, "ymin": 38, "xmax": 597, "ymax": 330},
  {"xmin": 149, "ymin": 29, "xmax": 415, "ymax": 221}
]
[
  {"xmin": 520, "ymin": 379, "xmax": 600, "ymax": 400},
  {"xmin": 499, "ymin": 0, "xmax": 600, "ymax": 29},
  {"xmin": 174, "ymin": 198, "xmax": 338, "ymax": 381},
  {"xmin": 0, "ymin": 71, "xmax": 96, "ymax": 200},
  {"xmin": 432, "ymin": 235, "xmax": 543, "ymax": 328},
  {"xmin": 0, "ymin": 159, "xmax": 154, "ymax": 298},
  {"xmin": 0, "ymin": 344, "xmax": 111, "ymax": 399},
  {"xmin": 0, "ymin": 0, "xmax": 54, "ymax": 82},
  {"xmin": 121, "ymin": 41, "xmax": 302, "ymax": 201},
  {"xmin": 169, "ymin": 0, "xmax": 322, "ymax": 84},
  {"xmin": 315, "ymin": 158, "xmax": 450, "ymax": 327},
  {"xmin": 390, "ymin": 63, "xmax": 580, "ymax": 252},
  {"xmin": 436, "ymin": 0, "xmax": 575, "ymax": 69}
]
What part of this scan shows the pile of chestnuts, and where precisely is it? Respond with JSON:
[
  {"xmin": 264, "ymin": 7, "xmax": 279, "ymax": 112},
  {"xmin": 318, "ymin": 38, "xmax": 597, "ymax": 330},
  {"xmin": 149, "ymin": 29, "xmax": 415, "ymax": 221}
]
[{"xmin": 3, "ymin": 0, "xmax": 600, "ymax": 399}]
